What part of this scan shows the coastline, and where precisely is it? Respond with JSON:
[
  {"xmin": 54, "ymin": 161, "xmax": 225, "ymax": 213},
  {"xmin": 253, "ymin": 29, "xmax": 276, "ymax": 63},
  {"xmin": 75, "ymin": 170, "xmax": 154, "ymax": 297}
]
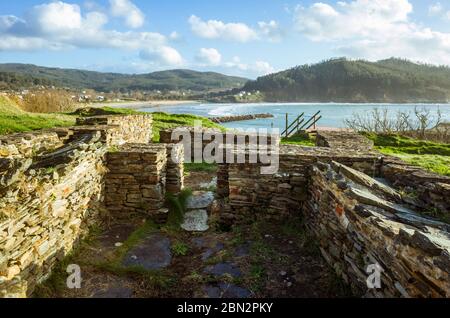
[{"xmin": 79, "ymin": 100, "xmax": 200, "ymax": 110}]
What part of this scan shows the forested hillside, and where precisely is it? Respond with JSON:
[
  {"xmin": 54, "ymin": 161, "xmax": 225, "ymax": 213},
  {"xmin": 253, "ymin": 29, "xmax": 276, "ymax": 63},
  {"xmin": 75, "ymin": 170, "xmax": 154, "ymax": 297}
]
[
  {"xmin": 243, "ymin": 58, "xmax": 450, "ymax": 103},
  {"xmin": 0, "ymin": 64, "xmax": 248, "ymax": 93}
]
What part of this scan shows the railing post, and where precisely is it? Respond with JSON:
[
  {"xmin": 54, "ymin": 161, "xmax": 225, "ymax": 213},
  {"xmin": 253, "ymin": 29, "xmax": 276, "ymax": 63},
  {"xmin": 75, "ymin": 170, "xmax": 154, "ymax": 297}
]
[
  {"xmin": 285, "ymin": 113, "xmax": 288, "ymax": 137},
  {"xmin": 313, "ymin": 115, "xmax": 316, "ymax": 130}
]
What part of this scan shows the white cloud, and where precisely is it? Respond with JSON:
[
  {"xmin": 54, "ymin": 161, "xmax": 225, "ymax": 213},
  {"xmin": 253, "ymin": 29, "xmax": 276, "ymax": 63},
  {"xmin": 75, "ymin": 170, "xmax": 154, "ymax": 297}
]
[
  {"xmin": 429, "ymin": 2, "xmax": 443, "ymax": 16},
  {"xmin": 196, "ymin": 48, "xmax": 222, "ymax": 66},
  {"xmin": 188, "ymin": 15, "xmax": 258, "ymax": 42},
  {"xmin": 28, "ymin": 1, "xmax": 83, "ymax": 35},
  {"xmin": 140, "ymin": 46, "xmax": 184, "ymax": 67},
  {"xmin": 293, "ymin": 0, "xmax": 450, "ymax": 65},
  {"xmin": 0, "ymin": 1, "xmax": 182, "ymax": 67},
  {"xmin": 225, "ymin": 56, "xmax": 274, "ymax": 76},
  {"xmin": 258, "ymin": 20, "xmax": 283, "ymax": 42},
  {"xmin": 169, "ymin": 31, "xmax": 180, "ymax": 40},
  {"xmin": 110, "ymin": 0, "xmax": 145, "ymax": 28}
]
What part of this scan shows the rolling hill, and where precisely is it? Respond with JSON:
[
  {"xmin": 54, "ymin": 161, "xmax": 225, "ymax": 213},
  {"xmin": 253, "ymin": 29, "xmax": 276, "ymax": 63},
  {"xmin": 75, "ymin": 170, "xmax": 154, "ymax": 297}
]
[
  {"xmin": 0, "ymin": 64, "xmax": 248, "ymax": 93},
  {"xmin": 243, "ymin": 58, "xmax": 450, "ymax": 103}
]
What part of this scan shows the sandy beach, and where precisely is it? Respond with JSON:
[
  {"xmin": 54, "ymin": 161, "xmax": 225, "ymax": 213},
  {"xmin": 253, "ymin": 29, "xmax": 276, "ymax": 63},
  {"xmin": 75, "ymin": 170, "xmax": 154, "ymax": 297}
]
[{"xmin": 80, "ymin": 100, "xmax": 200, "ymax": 110}]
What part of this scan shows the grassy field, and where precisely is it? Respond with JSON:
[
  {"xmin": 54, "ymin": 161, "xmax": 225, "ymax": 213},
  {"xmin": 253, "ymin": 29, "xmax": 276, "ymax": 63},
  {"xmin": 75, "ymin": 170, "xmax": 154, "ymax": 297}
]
[
  {"xmin": 363, "ymin": 133, "xmax": 450, "ymax": 176},
  {"xmin": 0, "ymin": 96, "xmax": 76, "ymax": 135},
  {"xmin": 281, "ymin": 134, "xmax": 315, "ymax": 146},
  {"xmin": 0, "ymin": 98, "xmax": 222, "ymax": 143},
  {"xmin": 1, "ymin": 97, "xmax": 447, "ymax": 177},
  {"xmin": 151, "ymin": 112, "xmax": 223, "ymax": 142}
]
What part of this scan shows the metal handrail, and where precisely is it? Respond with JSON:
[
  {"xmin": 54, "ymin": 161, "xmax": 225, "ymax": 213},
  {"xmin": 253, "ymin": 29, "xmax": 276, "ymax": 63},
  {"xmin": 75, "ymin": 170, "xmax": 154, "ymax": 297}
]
[
  {"xmin": 281, "ymin": 112, "xmax": 304, "ymax": 136},
  {"xmin": 298, "ymin": 111, "xmax": 321, "ymax": 131},
  {"xmin": 287, "ymin": 118, "xmax": 306, "ymax": 137},
  {"xmin": 305, "ymin": 115, "xmax": 322, "ymax": 131}
]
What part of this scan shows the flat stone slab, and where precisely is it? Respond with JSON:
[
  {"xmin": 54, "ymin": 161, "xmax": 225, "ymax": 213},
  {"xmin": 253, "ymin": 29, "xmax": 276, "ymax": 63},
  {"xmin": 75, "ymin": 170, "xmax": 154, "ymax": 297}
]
[
  {"xmin": 204, "ymin": 262, "xmax": 242, "ymax": 278},
  {"xmin": 234, "ymin": 242, "xmax": 251, "ymax": 257},
  {"xmin": 122, "ymin": 234, "xmax": 171, "ymax": 270},
  {"xmin": 186, "ymin": 191, "xmax": 215, "ymax": 210},
  {"xmin": 92, "ymin": 286, "xmax": 134, "ymax": 298},
  {"xmin": 181, "ymin": 209, "xmax": 209, "ymax": 232},
  {"xmin": 203, "ymin": 283, "xmax": 250, "ymax": 298},
  {"xmin": 201, "ymin": 242, "xmax": 225, "ymax": 261}
]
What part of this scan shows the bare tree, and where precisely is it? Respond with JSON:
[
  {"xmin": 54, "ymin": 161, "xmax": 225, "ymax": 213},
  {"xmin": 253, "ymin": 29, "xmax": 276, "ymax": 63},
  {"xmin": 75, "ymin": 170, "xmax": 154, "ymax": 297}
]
[{"xmin": 345, "ymin": 106, "xmax": 448, "ymax": 142}]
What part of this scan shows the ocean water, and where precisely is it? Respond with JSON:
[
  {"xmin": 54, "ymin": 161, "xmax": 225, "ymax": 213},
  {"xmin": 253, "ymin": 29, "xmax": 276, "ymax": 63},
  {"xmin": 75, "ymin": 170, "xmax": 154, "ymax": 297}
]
[{"xmin": 140, "ymin": 102, "xmax": 450, "ymax": 131}]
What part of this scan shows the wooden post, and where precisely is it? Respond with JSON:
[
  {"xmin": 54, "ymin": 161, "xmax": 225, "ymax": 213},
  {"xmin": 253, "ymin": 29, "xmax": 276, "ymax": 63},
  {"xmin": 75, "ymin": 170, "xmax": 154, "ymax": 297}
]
[
  {"xmin": 313, "ymin": 115, "xmax": 316, "ymax": 130},
  {"xmin": 285, "ymin": 113, "xmax": 288, "ymax": 137}
]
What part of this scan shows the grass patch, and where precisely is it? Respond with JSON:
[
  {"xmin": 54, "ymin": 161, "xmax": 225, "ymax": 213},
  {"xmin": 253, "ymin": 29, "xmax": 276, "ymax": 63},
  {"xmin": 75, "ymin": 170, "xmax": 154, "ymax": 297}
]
[
  {"xmin": 0, "ymin": 96, "xmax": 75, "ymax": 135},
  {"xmin": 281, "ymin": 134, "xmax": 315, "ymax": 146},
  {"xmin": 113, "ymin": 221, "xmax": 158, "ymax": 261},
  {"xmin": 184, "ymin": 162, "xmax": 218, "ymax": 173},
  {"xmin": 363, "ymin": 133, "xmax": 450, "ymax": 176},
  {"xmin": 151, "ymin": 112, "xmax": 224, "ymax": 143},
  {"xmin": 171, "ymin": 241, "xmax": 190, "ymax": 256},
  {"xmin": 165, "ymin": 189, "xmax": 193, "ymax": 227}
]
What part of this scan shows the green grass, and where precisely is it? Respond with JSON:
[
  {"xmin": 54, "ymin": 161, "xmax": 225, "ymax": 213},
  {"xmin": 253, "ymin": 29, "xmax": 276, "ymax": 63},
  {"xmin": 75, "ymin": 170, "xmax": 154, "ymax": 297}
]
[
  {"xmin": 184, "ymin": 162, "xmax": 218, "ymax": 173},
  {"xmin": 0, "ymin": 96, "xmax": 76, "ymax": 135},
  {"xmin": 171, "ymin": 241, "xmax": 189, "ymax": 256},
  {"xmin": 363, "ymin": 133, "xmax": 450, "ymax": 176},
  {"xmin": 113, "ymin": 221, "xmax": 158, "ymax": 261},
  {"xmin": 0, "ymin": 99, "xmax": 224, "ymax": 147},
  {"xmin": 281, "ymin": 134, "xmax": 315, "ymax": 146},
  {"xmin": 165, "ymin": 189, "xmax": 193, "ymax": 227},
  {"xmin": 151, "ymin": 112, "xmax": 223, "ymax": 143}
]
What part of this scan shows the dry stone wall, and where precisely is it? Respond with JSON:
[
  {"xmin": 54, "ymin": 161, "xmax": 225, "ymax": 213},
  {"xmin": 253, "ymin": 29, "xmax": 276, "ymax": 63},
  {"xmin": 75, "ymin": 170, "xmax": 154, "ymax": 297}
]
[
  {"xmin": 76, "ymin": 115, "xmax": 153, "ymax": 146},
  {"xmin": 0, "ymin": 132, "xmax": 107, "ymax": 297},
  {"xmin": 315, "ymin": 130, "xmax": 375, "ymax": 152},
  {"xmin": 217, "ymin": 145, "xmax": 382, "ymax": 223},
  {"xmin": 217, "ymin": 142, "xmax": 450, "ymax": 297},
  {"xmin": 106, "ymin": 144, "xmax": 168, "ymax": 223},
  {"xmin": 380, "ymin": 158, "xmax": 450, "ymax": 216},
  {"xmin": 159, "ymin": 127, "xmax": 279, "ymax": 163},
  {"xmin": 0, "ymin": 114, "xmax": 156, "ymax": 297},
  {"xmin": 305, "ymin": 161, "xmax": 450, "ymax": 298}
]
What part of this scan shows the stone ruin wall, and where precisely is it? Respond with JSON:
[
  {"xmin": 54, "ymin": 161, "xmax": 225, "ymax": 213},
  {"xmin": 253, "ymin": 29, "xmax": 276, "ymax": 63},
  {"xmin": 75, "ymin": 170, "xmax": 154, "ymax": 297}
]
[
  {"xmin": 305, "ymin": 161, "xmax": 449, "ymax": 298},
  {"xmin": 216, "ymin": 130, "xmax": 449, "ymax": 297},
  {"xmin": 104, "ymin": 143, "xmax": 184, "ymax": 223},
  {"xmin": 217, "ymin": 145, "xmax": 383, "ymax": 224},
  {"xmin": 1, "ymin": 122, "xmax": 448, "ymax": 298},
  {"xmin": 0, "ymin": 114, "xmax": 158, "ymax": 297},
  {"xmin": 159, "ymin": 127, "xmax": 279, "ymax": 163},
  {"xmin": 316, "ymin": 130, "xmax": 450, "ymax": 214},
  {"xmin": 381, "ymin": 159, "xmax": 450, "ymax": 214}
]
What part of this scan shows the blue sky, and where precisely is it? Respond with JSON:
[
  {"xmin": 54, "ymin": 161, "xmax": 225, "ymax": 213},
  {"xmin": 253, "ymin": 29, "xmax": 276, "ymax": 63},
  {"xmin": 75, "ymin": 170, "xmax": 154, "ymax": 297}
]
[{"xmin": 1, "ymin": 0, "xmax": 450, "ymax": 78}]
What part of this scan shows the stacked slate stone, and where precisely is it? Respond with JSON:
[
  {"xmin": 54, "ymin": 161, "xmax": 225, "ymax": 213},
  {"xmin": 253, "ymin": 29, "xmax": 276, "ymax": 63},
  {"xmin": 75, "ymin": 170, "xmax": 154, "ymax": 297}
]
[
  {"xmin": 315, "ymin": 130, "xmax": 375, "ymax": 152},
  {"xmin": 105, "ymin": 143, "xmax": 168, "ymax": 223},
  {"xmin": 381, "ymin": 157, "xmax": 450, "ymax": 215},
  {"xmin": 159, "ymin": 127, "xmax": 222, "ymax": 163},
  {"xmin": 0, "ymin": 114, "xmax": 159, "ymax": 298},
  {"xmin": 217, "ymin": 144, "xmax": 383, "ymax": 223},
  {"xmin": 0, "ymin": 131, "xmax": 63, "ymax": 158},
  {"xmin": 165, "ymin": 143, "xmax": 185, "ymax": 195},
  {"xmin": 0, "ymin": 131, "xmax": 107, "ymax": 298},
  {"xmin": 305, "ymin": 161, "xmax": 450, "ymax": 298},
  {"xmin": 159, "ymin": 127, "xmax": 279, "ymax": 163},
  {"xmin": 76, "ymin": 114, "xmax": 153, "ymax": 145}
]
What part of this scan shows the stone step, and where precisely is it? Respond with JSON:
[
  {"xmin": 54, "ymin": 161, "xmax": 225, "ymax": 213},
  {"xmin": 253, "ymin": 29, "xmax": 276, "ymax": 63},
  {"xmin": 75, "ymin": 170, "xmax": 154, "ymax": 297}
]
[
  {"xmin": 181, "ymin": 209, "xmax": 209, "ymax": 232},
  {"xmin": 186, "ymin": 191, "xmax": 215, "ymax": 210}
]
